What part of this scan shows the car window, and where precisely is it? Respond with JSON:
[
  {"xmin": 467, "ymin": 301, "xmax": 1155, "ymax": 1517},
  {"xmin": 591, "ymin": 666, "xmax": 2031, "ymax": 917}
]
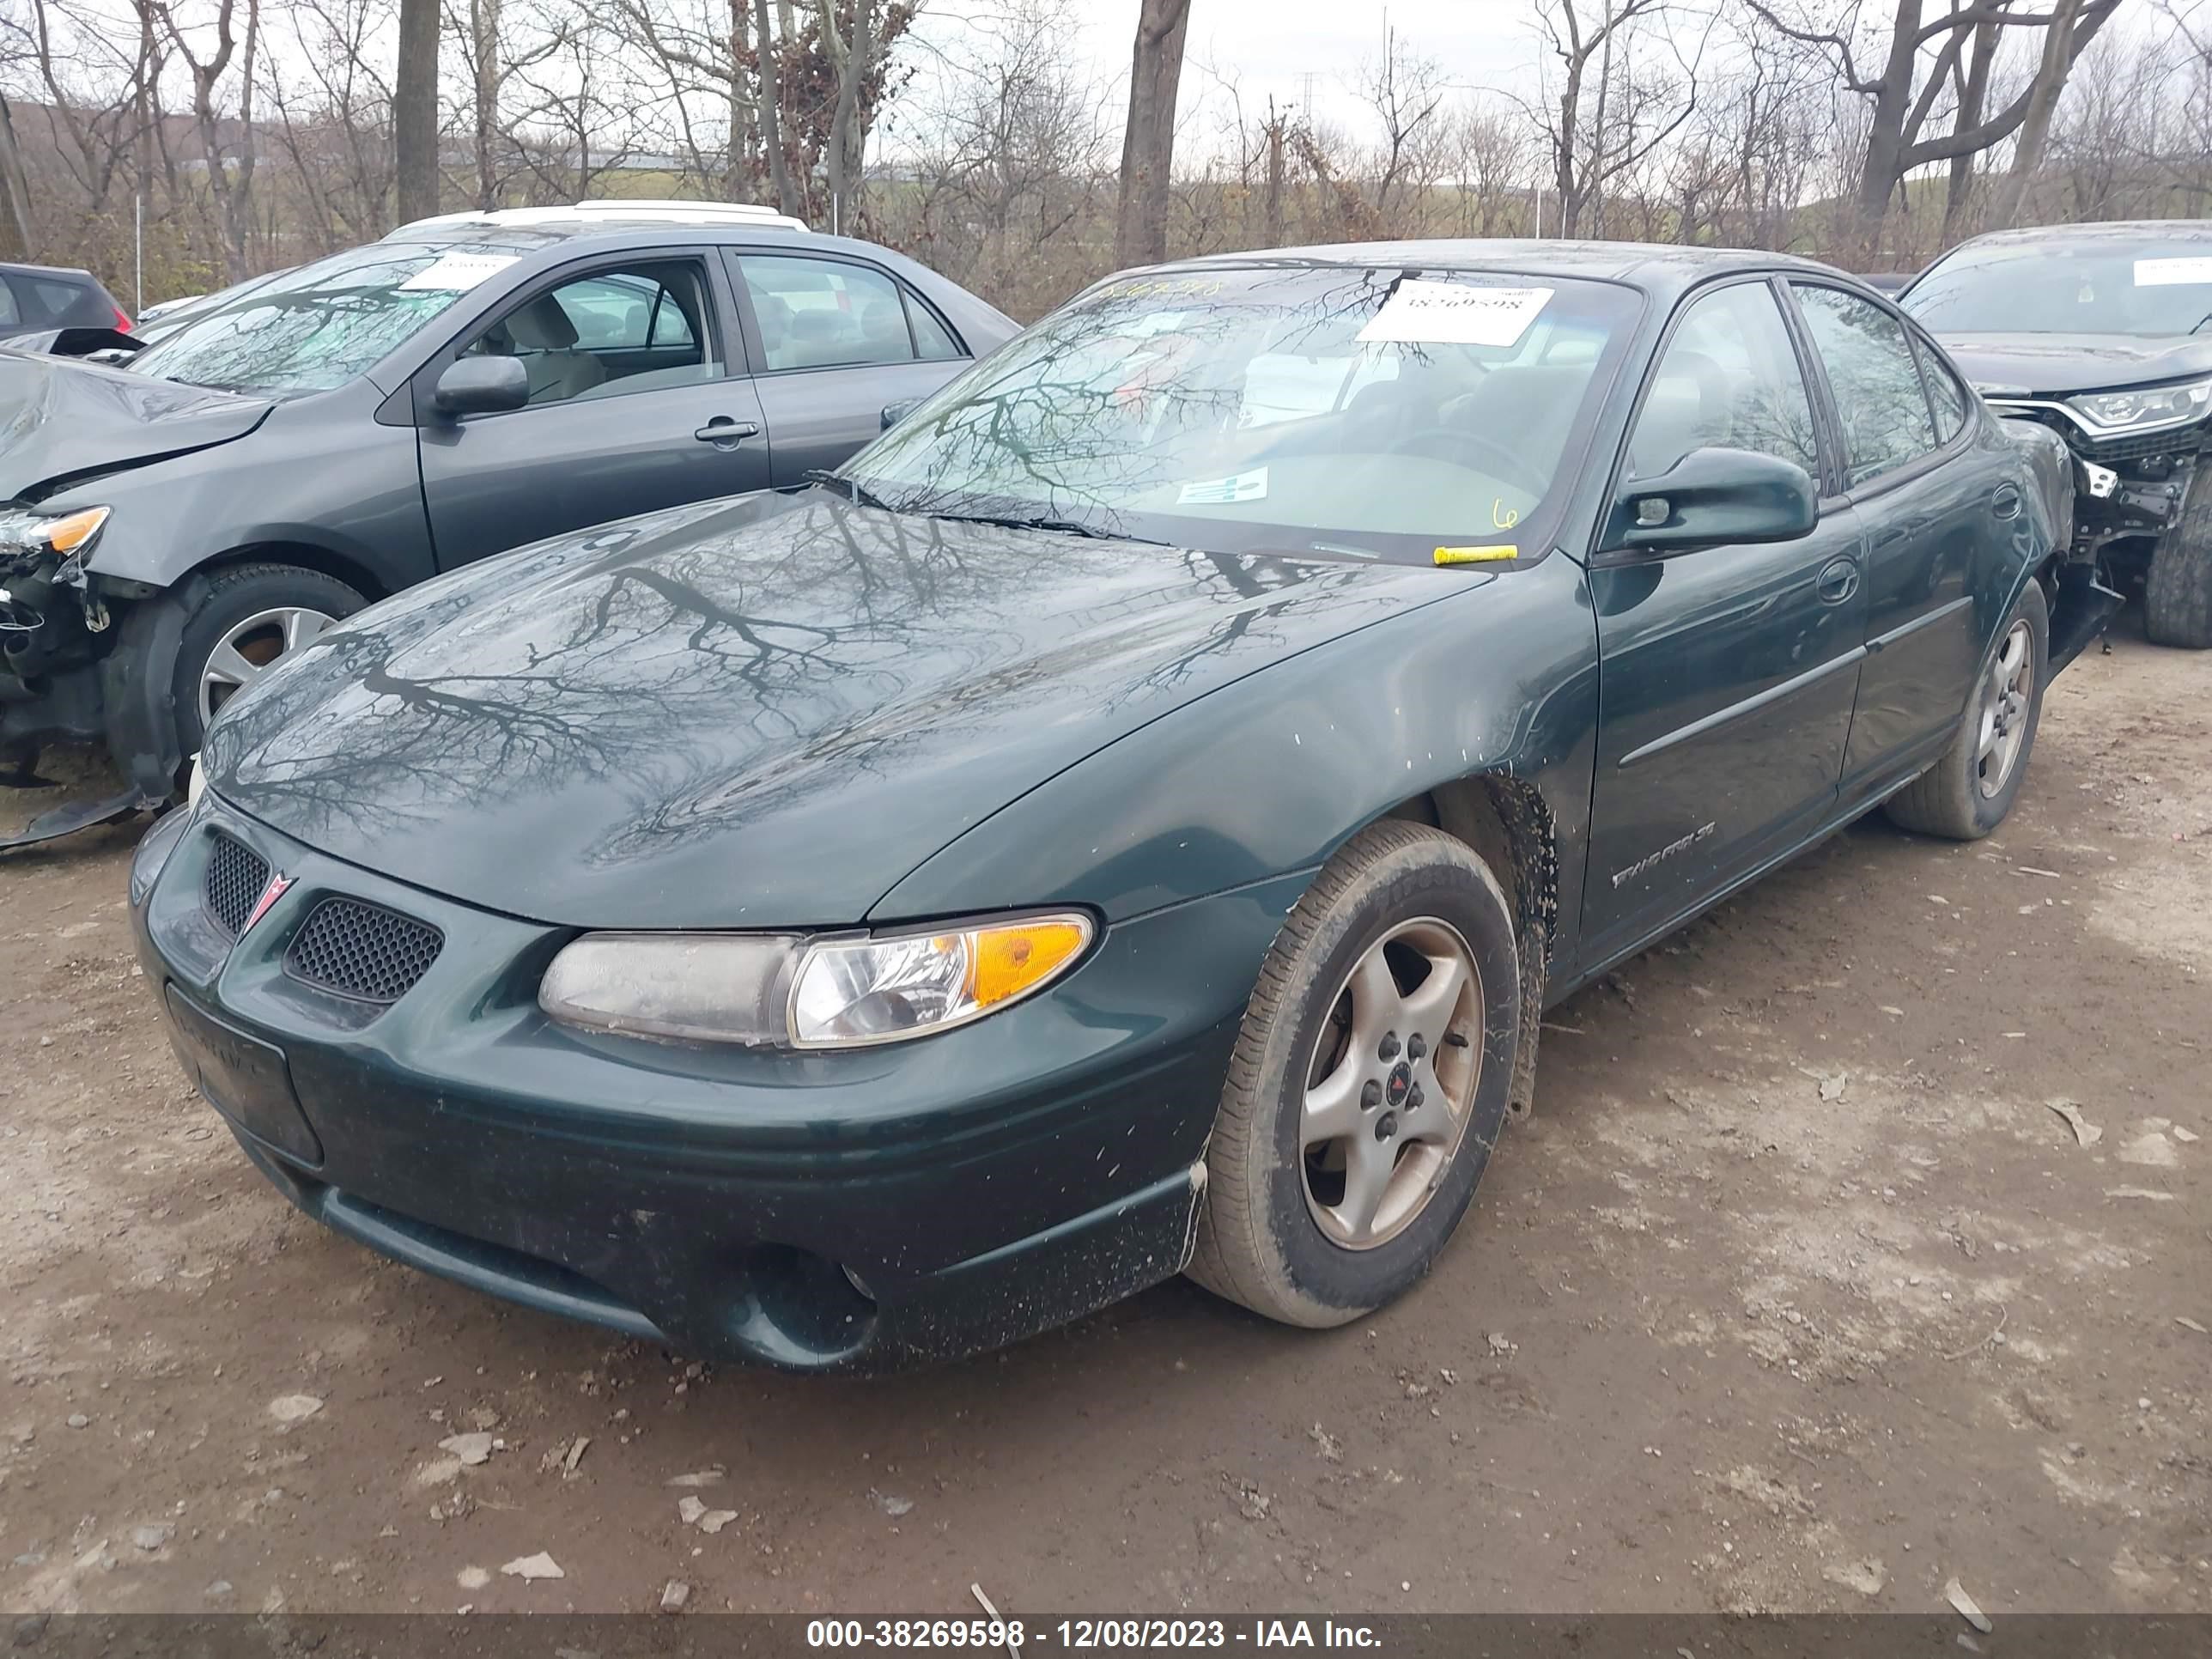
[
  {"xmin": 126, "ymin": 240, "xmax": 520, "ymax": 393},
  {"xmin": 740, "ymin": 254, "xmax": 915, "ymax": 371},
  {"xmin": 1912, "ymin": 334, "xmax": 1970, "ymax": 445},
  {"xmin": 1903, "ymin": 234, "xmax": 2212, "ymax": 337},
  {"xmin": 0, "ymin": 281, "xmax": 19, "ymax": 327},
  {"xmin": 30, "ymin": 278, "xmax": 86, "ymax": 321},
  {"xmin": 906, "ymin": 294, "xmax": 963, "ymax": 362},
  {"xmin": 461, "ymin": 260, "xmax": 720, "ymax": 408},
  {"xmin": 1792, "ymin": 284, "xmax": 1940, "ymax": 489},
  {"xmin": 553, "ymin": 273, "xmax": 699, "ymax": 351},
  {"xmin": 846, "ymin": 264, "xmax": 1644, "ymax": 567},
  {"xmin": 1626, "ymin": 282, "xmax": 1820, "ymax": 482}
]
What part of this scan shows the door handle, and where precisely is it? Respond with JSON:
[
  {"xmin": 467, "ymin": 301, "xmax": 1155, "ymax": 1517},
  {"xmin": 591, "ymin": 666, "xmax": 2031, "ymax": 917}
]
[
  {"xmin": 694, "ymin": 418, "xmax": 760, "ymax": 445},
  {"xmin": 1990, "ymin": 483, "xmax": 2023, "ymax": 520},
  {"xmin": 1816, "ymin": 556, "xmax": 1861, "ymax": 605}
]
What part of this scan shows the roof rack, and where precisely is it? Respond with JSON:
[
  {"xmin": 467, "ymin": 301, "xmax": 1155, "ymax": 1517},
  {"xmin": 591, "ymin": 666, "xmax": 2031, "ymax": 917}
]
[{"xmin": 386, "ymin": 200, "xmax": 808, "ymax": 239}]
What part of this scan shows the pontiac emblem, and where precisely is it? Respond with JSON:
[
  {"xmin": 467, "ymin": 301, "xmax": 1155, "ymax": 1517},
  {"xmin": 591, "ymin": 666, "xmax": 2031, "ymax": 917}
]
[{"xmin": 243, "ymin": 872, "xmax": 293, "ymax": 932}]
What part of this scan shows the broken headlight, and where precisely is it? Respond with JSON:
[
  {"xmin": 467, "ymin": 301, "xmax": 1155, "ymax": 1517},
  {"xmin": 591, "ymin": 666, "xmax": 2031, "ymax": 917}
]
[{"xmin": 0, "ymin": 504, "xmax": 111, "ymax": 566}]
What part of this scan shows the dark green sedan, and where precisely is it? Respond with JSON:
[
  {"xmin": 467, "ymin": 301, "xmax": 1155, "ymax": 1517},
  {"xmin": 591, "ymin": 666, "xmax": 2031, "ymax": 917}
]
[{"xmin": 131, "ymin": 243, "xmax": 2117, "ymax": 1370}]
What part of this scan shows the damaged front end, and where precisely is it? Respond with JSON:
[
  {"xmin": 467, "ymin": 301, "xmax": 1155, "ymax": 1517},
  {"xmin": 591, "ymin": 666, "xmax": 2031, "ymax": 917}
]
[
  {"xmin": 1997, "ymin": 415, "xmax": 2127, "ymax": 672},
  {"xmin": 1, "ymin": 504, "xmax": 172, "ymax": 849},
  {"xmin": 1990, "ymin": 393, "xmax": 2207, "ymax": 568}
]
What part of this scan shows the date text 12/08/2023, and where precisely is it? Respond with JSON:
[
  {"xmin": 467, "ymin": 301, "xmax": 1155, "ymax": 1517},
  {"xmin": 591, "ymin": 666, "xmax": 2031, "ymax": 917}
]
[{"xmin": 805, "ymin": 1618, "xmax": 1386, "ymax": 1650}]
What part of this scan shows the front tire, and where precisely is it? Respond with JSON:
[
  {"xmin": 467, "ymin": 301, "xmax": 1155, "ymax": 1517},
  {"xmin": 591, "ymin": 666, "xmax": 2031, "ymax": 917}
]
[
  {"xmin": 1883, "ymin": 579, "xmax": 2048, "ymax": 841},
  {"xmin": 1187, "ymin": 821, "xmax": 1521, "ymax": 1328},
  {"xmin": 167, "ymin": 562, "xmax": 366, "ymax": 762},
  {"xmin": 2145, "ymin": 466, "xmax": 2212, "ymax": 648}
]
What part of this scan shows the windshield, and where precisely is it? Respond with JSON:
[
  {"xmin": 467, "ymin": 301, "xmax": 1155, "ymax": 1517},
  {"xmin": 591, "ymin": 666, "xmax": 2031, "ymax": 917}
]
[
  {"xmin": 1905, "ymin": 235, "xmax": 2212, "ymax": 337},
  {"xmin": 845, "ymin": 264, "xmax": 1641, "ymax": 565},
  {"xmin": 126, "ymin": 240, "xmax": 524, "ymax": 393}
]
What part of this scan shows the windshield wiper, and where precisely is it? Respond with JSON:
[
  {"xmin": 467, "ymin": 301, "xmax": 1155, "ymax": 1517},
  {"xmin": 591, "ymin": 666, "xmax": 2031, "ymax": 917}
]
[
  {"xmin": 805, "ymin": 471, "xmax": 898, "ymax": 511},
  {"xmin": 929, "ymin": 510, "xmax": 1164, "ymax": 544}
]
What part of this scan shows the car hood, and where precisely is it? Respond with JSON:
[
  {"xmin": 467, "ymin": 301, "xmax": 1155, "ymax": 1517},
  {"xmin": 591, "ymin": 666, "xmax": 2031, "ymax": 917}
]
[
  {"xmin": 1933, "ymin": 332, "xmax": 2212, "ymax": 398},
  {"xmin": 0, "ymin": 349, "xmax": 270, "ymax": 499},
  {"xmin": 204, "ymin": 489, "xmax": 1455, "ymax": 928}
]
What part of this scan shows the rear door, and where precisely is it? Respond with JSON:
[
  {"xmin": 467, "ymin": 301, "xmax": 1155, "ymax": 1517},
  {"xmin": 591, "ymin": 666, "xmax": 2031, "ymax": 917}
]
[
  {"xmin": 724, "ymin": 249, "xmax": 975, "ymax": 485},
  {"xmin": 1581, "ymin": 277, "xmax": 1870, "ymax": 965},
  {"xmin": 1786, "ymin": 280, "xmax": 1989, "ymax": 792},
  {"xmin": 415, "ymin": 249, "xmax": 771, "ymax": 566}
]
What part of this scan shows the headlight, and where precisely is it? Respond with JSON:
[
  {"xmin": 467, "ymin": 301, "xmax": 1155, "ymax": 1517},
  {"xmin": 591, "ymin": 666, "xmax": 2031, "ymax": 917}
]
[
  {"xmin": 537, "ymin": 912, "xmax": 1093, "ymax": 1048},
  {"xmin": 2065, "ymin": 376, "xmax": 2212, "ymax": 434},
  {"xmin": 789, "ymin": 914, "xmax": 1091, "ymax": 1048},
  {"xmin": 0, "ymin": 504, "xmax": 110, "ymax": 560}
]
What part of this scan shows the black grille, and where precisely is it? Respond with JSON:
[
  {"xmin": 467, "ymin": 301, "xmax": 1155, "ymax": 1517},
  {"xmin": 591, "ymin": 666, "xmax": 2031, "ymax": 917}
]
[
  {"xmin": 283, "ymin": 897, "xmax": 443, "ymax": 1004},
  {"xmin": 203, "ymin": 832, "xmax": 271, "ymax": 937},
  {"xmin": 2008, "ymin": 406, "xmax": 2207, "ymax": 466}
]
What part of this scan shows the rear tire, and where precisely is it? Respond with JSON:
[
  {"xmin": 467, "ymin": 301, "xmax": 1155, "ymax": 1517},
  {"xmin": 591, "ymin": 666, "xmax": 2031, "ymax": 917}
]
[
  {"xmin": 167, "ymin": 562, "xmax": 365, "ymax": 763},
  {"xmin": 1187, "ymin": 821, "xmax": 1520, "ymax": 1328},
  {"xmin": 2145, "ymin": 467, "xmax": 2212, "ymax": 648},
  {"xmin": 1883, "ymin": 580, "xmax": 2048, "ymax": 842}
]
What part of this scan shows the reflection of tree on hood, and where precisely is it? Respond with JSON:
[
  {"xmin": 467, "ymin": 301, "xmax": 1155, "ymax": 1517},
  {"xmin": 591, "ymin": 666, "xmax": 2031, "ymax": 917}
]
[{"xmin": 207, "ymin": 489, "xmax": 1386, "ymax": 864}]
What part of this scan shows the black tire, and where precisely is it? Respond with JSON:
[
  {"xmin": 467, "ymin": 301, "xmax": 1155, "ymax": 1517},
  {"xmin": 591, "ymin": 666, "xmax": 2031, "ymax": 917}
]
[
  {"xmin": 167, "ymin": 562, "xmax": 366, "ymax": 759},
  {"xmin": 2145, "ymin": 466, "xmax": 2212, "ymax": 648},
  {"xmin": 1187, "ymin": 820, "xmax": 1521, "ymax": 1328},
  {"xmin": 1883, "ymin": 580, "xmax": 2049, "ymax": 841}
]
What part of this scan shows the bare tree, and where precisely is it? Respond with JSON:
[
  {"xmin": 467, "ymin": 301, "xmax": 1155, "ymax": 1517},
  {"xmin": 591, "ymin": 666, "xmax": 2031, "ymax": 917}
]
[
  {"xmin": 1747, "ymin": 0, "xmax": 2123, "ymax": 257},
  {"xmin": 1114, "ymin": 0, "xmax": 1190, "ymax": 266},
  {"xmin": 0, "ymin": 92, "xmax": 34, "ymax": 258},
  {"xmin": 394, "ymin": 0, "xmax": 439, "ymax": 221},
  {"xmin": 1531, "ymin": 0, "xmax": 1707, "ymax": 238},
  {"xmin": 821, "ymin": 0, "xmax": 874, "ymax": 232}
]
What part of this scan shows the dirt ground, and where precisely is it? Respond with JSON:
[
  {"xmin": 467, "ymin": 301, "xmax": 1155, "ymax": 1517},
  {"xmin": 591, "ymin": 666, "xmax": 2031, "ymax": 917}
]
[{"xmin": 1, "ymin": 608, "xmax": 2206, "ymax": 1624}]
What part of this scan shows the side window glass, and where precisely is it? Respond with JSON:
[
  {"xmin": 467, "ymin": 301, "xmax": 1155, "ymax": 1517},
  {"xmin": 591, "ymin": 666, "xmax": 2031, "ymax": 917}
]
[
  {"xmin": 461, "ymin": 260, "xmax": 719, "ymax": 407},
  {"xmin": 1792, "ymin": 284, "xmax": 1940, "ymax": 486},
  {"xmin": 905, "ymin": 292, "xmax": 963, "ymax": 362},
  {"xmin": 0, "ymin": 281, "xmax": 19, "ymax": 327},
  {"xmin": 1912, "ymin": 334, "xmax": 1970, "ymax": 445},
  {"xmin": 739, "ymin": 254, "xmax": 915, "ymax": 371},
  {"xmin": 1627, "ymin": 283, "xmax": 1819, "ymax": 482}
]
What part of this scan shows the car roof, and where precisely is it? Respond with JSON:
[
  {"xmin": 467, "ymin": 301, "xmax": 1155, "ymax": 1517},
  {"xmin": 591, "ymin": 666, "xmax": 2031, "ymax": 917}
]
[
  {"xmin": 1948, "ymin": 220, "xmax": 2212, "ymax": 252},
  {"xmin": 1147, "ymin": 238, "xmax": 1855, "ymax": 299},
  {"xmin": 0, "ymin": 261, "xmax": 102, "ymax": 283},
  {"xmin": 386, "ymin": 200, "xmax": 808, "ymax": 241}
]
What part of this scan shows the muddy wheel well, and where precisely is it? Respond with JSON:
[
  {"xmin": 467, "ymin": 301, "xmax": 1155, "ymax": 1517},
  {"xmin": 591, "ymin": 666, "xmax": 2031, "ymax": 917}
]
[
  {"xmin": 203, "ymin": 543, "xmax": 390, "ymax": 605},
  {"xmin": 1381, "ymin": 777, "xmax": 1557, "ymax": 1120}
]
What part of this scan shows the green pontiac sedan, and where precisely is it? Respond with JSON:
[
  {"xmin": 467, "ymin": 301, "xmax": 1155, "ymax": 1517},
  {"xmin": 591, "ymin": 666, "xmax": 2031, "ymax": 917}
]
[{"xmin": 131, "ymin": 242, "xmax": 2114, "ymax": 1370}]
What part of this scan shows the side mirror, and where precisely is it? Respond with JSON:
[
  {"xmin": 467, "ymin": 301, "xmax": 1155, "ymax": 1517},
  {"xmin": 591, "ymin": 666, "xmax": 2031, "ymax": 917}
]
[
  {"xmin": 880, "ymin": 398, "xmax": 922, "ymax": 431},
  {"xmin": 434, "ymin": 356, "xmax": 529, "ymax": 417},
  {"xmin": 1606, "ymin": 447, "xmax": 1818, "ymax": 554}
]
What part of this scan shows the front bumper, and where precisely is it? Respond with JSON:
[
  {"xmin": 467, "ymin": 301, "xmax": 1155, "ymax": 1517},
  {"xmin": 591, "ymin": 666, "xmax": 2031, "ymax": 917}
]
[
  {"xmin": 1993, "ymin": 404, "xmax": 2202, "ymax": 559},
  {"xmin": 131, "ymin": 799, "xmax": 1295, "ymax": 1371}
]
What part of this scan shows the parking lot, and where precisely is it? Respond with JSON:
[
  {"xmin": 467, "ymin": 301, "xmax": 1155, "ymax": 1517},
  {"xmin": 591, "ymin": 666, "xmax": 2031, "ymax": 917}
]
[{"xmin": 0, "ymin": 608, "xmax": 2203, "ymax": 1620}]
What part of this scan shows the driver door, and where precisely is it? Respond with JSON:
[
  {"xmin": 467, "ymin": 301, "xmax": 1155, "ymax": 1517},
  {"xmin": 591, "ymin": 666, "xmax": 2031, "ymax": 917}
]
[
  {"xmin": 415, "ymin": 252, "xmax": 772, "ymax": 567},
  {"xmin": 1580, "ymin": 278, "xmax": 1869, "ymax": 967}
]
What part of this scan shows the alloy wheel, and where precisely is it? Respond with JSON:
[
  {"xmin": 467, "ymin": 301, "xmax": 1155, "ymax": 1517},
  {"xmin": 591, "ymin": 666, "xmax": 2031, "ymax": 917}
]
[
  {"xmin": 198, "ymin": 606, "xmax": 337, "ymax": 727},
  {"xmin": 1975, "ymin": 617, "xmax": 2035, "ymax": 799},
  {"xmin": 1300, "ymin": 916, "xmax": 1483, "ymax": 1249}
]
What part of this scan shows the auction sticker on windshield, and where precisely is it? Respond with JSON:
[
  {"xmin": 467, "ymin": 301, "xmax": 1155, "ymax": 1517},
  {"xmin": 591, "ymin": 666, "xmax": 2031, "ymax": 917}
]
[
  {"xmin": 2134, "ymin": 257, "xmax": 2212, "ymax": 286},
  {"xmin": 400, "ymin": 252, "xmax": 521, "ymax": 293},
  {"xmin": 1178, "ymin": 469, "xmax": 1269, "ymax": 506},
  {"xmin": 1358, "ymin": 280, "xmax": 1553, "ymax": 347}
]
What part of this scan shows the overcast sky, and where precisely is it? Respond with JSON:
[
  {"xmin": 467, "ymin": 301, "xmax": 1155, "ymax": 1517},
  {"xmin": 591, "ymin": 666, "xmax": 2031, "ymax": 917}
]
[{"xmin": 920, "ymin": 0, "xmax": 1553, "ymax": 139}]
